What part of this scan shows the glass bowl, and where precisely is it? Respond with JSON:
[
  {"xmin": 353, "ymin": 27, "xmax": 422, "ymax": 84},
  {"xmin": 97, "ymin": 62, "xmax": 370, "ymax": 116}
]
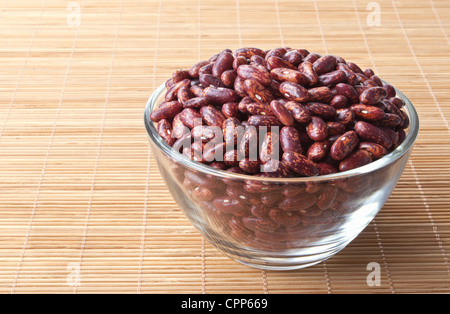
[{"xmin": 144, "ymin": 83, "xmax": 419, "ymax": 270}]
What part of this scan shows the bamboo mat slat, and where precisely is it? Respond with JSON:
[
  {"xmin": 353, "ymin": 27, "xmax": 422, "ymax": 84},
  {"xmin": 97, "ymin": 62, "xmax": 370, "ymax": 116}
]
[{"xmin": 0, "ymin": 0, "xmax": 449, "ymax": 294}]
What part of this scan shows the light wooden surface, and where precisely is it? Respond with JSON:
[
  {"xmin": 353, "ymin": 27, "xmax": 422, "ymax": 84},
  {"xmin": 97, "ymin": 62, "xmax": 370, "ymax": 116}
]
[{"xmin": 0, "ymin": 0, "xmax": 449, "ymax": 294}]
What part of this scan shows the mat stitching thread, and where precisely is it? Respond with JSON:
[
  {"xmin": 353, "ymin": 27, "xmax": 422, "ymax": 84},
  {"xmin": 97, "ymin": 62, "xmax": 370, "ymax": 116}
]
[
  {"xmin": 74, "ymin": 0, "xmax": 125, "ymax": 294},
  {"xmin": 10, "ymin": 0, "xmax": 52, "ymax": 294},
  {"xmin": 429, "ymin": 0, "xmax": 449, "ymax": 45},
  {"xmin": 137, "ymin": 0, "xmax": 162, "ymax": 294},
  {"xmin": 352, "ymin": 0, "xmax": 395, "ymax": 293},
  {"xmin": 0, "ymin": 0, "xmax": 42, "ymax": 142},
  {"xmin": 391, "ymin": 0, "xmax": 450, "ymax": 276},
  {"xmin": 313, "ymin": 0, "xmax": 328, "ymax": 54},
  {"xmin": 391, "ymin": 0, "xmax": 450, "ymax": 133}
]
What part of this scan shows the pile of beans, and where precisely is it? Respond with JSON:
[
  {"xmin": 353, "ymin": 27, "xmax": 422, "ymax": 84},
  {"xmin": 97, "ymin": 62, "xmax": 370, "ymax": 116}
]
[{"xmin": 150, "ymin": 47, "xmax": 409, "ymax": 178}]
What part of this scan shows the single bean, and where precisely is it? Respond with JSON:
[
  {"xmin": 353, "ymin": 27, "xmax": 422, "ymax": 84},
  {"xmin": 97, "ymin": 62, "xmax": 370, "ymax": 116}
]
[
  {"xmin": 330, "ymin": 130, "xmax": 359, "ymax": 161},
  {"xmin": 237, "ymin": 64, "xmax": 272, "ymax": 86},
  {"xmin": 339, "ymin": 149, "xmax": 372, "ymax": 172},
  {"xmin": 354, "ymin": 121, "xmax": 393, "ymax": 149},
  {"xmin": 280, "ymin": 126, "xmax": 303, "ymax": 154},
  {"xmin": 282, "ymin": 151, "xmax": 319, "ymax": 177}
]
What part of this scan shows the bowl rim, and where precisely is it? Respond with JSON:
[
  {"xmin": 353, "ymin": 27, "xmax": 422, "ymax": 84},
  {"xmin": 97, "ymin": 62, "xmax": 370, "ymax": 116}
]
[{"xmin": 144, "ymin": 81, "xmax": 419, "ymax": 182}]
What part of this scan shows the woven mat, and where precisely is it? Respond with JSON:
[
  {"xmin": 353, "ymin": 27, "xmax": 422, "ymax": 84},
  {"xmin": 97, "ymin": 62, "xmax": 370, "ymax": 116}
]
[{"xmin": 0, "ymin": 0, "xmax": 449, "ymax": 294}]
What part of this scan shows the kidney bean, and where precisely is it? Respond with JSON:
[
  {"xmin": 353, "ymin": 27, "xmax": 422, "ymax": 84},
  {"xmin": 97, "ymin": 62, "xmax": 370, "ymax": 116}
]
[
  {"xmin": 221, "ymin": 69, "xmax": 237, "ymax": 87},
  {"xmin": 183, "ymin": 96, "xmax": 209, "ymax": 109},
  {"xmin": 334, "ymin": 108, "xmax": 355, "ymax": 125},
  {"xmin": 213, "ymin": 197, "xmax": 247, "ymax": 216},
  {"xmin": 199, "ymin": 73, "xmax": 224, "ymax": 88},
  {"xmin": 339, "ymin": 149, "xmax": 372, "ymax": 172},
  {"xmin": 350, "ymin": 104, "xmax": 386, "ymax": 121},
  {"xmin": 156, "ymin": 119, "xmax": 176, "ymax": 146},
  {"xmin": 359, "ymin": 142, "xmax": 388, "ymax": 159},
  {"xmin": 200, "ymin": 105, "xmax": 226, "ymax": 127},
  {"xmin": 389, "ymin": 97, "xmax": 405, "ymax": 109},
  {"xmin": 283, "ymin": 101, "xmax": 311, "ymax": 124},
  {"xmin": 150, "ymin": 100, "xmax": 183, "ymax": 122},
  {"xmin": 283, "ymin": 50, "xmax": 303, "ymax": 65},
  {"xmin": 370, "ymin": 75, "xmax": 383, "ymax": 87},
  {"xmin": 326, "ymin": 121, "xmax": 346, "ymax": 136},
  {"xmin": 318, "ymin": 70, "xmax": 347, "ymax": 86},
  {"xmin": 337, "ymin": 63, "xmax": 359, "ymax": 85},
  {"xmin": 379, "ymin": 113, "xmax": 402, "ymax": 128},
  {"xmin": 282, "ymin": 151, "xmax": 319, "ymax": 177},
  {"xmin": 307, "ymin": 116, "xmax": 328, "ymax": 141},
  {"xmin": 172, "ymin": 69, "xmax": 191, "ymax": 83},
  {"xmin": 267, "ymin": 56, "xmax": 298, "ymax": 70},
  {"xmin": 260, "ymin": 132, "xmax": 280, "ymax": 163},
  {"xmin": 380, "ymin": 126, "xmax": 399, "ymax": 147},
  {"xmin": 239, "ymin": 158, "xmax": 261, "ymax": 173},
  {"xmin": 279, "ymin": 193, "xmax": 318, "ymax": 211},
  {"xmin": 359, "ymin": 86, "xmax": 387, "ymax": 105},
  {"xmin": 298, "ymin": 61, "xmax": 319, "ymax": 86},
  {"xmin": 238, "ymin": 126, "xmax": 258, "ymax": 160},
  {"xmin": 364, "ymin": 79, "xmax": 379, "ymax": 88},
  {"xmin": 190, "ymin": 85, "xmax": 204, "ymax": 97},
  {"xmin": 330, "ymin": 95, "xmax": 348, "ymax": 109},
  {"xmin": 303, "ymin": 52, "xmax": 321, "ymax": 64},
  {"xmin": 177, "ymin": 85, "xmax": 193, "ymax": 106},
  {"xmin": 269, "ymin": 209, "xmax": 301, "ymax": 227},
  {"xmin": 279, "ymin": 81, "xmax": 309, "ymax": 103},
  {"xmin": 224, "ymin": 149, "xmax": 239, "ymax": 167},
  {"xmin": 203, "ymin": 86, "xmax": 239, "ymax": 104},
  {"xmin": 251, "ymin": 204, "xmax": 269, "ymax": 218},
  {"xmin": 166, "ymin": 80, "xmax": 191, "ymax": 102},
  {"xmin": 317, "ymin": 162, "xmax": 338, "ymax": 175},
  {"xmin": 191, "ymin": 125, "xmax": 219, "ymax": 143},
  {"xmin": 330, "ymin": 130, "xmax": 359, "ymax": 161},
  {"xmin": 307, "ymin": 140, "xmax": 330, "ymax": 162},
  {"xmin": 305, "ymin": 102, "xmax": 336, "ymax": 120},
  {"xmin": 313, "ymin": 55, "xmax": 338, "ymax": 75},
  {"xmin": 223, "ymin": 117, "xmax": 243, "ymax": 146},
  {"xmin": 280, "ymin": 126, "xmax": 303, "ymax": 154},
  {"xmin": 243, "ymin": 79, "xmax": 274, "ymax": 104},
  {"xmin": 250, "ymin": 54, "xmax": 267, "ymax": 67},
  {"xmin": 262, "ymin": 159, "xmax": 293, "ymax": 177},
  {"xmin": 308, "ymin": 86, "xmax": 333, "ymax": 103},
  {"xmin": 316, "ymin": 186, "xmax": 338, "ymax": 210},
  {"xmin": 270, "ymin": 100, "xmax": 294, "ymax": 126},
  {"xmin": 171, "ymin": 114, "xmax": 189, "ymax": 139},
  {"xmin": 237, "ymin": 64, "xmax": 272, "ymax": 86},
  {"xmin": 354, "ymin": 121, "xmax": 393, "ymax": 149},
  {"xmin": 347, "ymin": 62, "xmax": 364, "ymax": 74},
  {"xmin": 247, "ymin": 115, "xmax": 281, "ymax": 127},
  {"xmin": 334, "ymin": 83, "xmax": 359, "ymax": 104},
  {"xmin": 246, "ymin": 102, "xmax": 274, "ymax": 116},
  {"xmin": 212, "ymin": 51, "xmax": 234, "ymax": 78},
  {"xmin": 270, "ymin": 68, "xmax": 309, "ymax": 86},
  {"xmin": 232, "ymin": 55, "xmax": 248, "ymax": 70},
  {"xmin": 242, "ymin": 216, "xmax": 281, "ymax": 233},
  {"xmin": 189, "ymin": 61, "xmax": 209, "ymax": 78},
  {"xmin": 178, "ymin": 108, "xmax": 203, "ymax": 129},
  {"xmin": 221, "ymin": 102, "xmax": 239, "ymax": 118},
  {"xmin": 234, "ymin": 47, "xmax": 266, "ymax": 59},
  {"xmin": 232, "ymin": 75, "xmax": 246, "ymax": 98}
]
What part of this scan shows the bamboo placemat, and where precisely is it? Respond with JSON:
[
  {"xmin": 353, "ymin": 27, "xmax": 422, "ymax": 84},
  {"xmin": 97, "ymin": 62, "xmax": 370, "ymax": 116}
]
[{"xmin": 0, "ymin": 0, "xmax": 449, "ymax": 294}]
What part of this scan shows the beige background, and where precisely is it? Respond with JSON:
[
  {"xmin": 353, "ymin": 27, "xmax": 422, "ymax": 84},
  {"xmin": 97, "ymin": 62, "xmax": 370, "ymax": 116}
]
[{"xmin": 0, "ymin": 0, "xmax": 449, "ymax": 293}]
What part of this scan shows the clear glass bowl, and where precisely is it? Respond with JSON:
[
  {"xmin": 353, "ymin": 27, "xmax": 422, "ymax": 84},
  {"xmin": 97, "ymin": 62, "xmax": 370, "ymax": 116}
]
[{"xmin": 144, "ymin": 83, "xmax": 419, "ymax": 270}]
